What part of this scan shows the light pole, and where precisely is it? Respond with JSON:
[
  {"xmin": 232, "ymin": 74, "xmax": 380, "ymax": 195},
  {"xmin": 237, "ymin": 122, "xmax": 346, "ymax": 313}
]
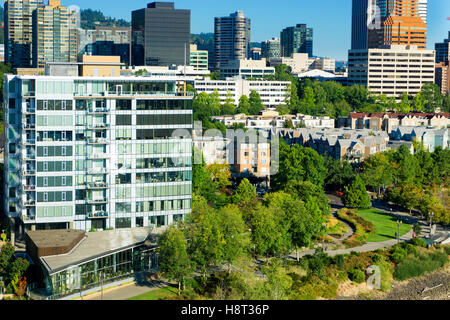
[
  {"xmin": 397, "ymin": 220, "xmax": 402, "ymax": 243},
  {"xmin": 429, "ymin": 212, "xmax": 434, "ymax": 237},
  {"xmin": 322, "ymin": 224, "xmax": 326, "ymax": 251}
]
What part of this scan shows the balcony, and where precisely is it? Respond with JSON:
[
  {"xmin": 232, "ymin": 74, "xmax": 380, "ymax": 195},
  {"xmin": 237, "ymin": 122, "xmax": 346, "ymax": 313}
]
[
  {"xmin": 23, "ymin": 200, "xmax": 36, "ymax": 207},
  {"xmin": 22, "ymin": 140, "xmax": 36, "ymax": 146},
  {"xmin": 87, "ymin": 123, "xmax": 109, "ymax": 130},
  {"xmin": 88, "ymin": 211, "xmax": 108, "ymax": 219},
  {"xmin": 87, "ymin": 199, "xmax": 108, "ymax": 205},
  {"xmin": 24, "ymin": 154, "xmax": 36, "ymax": 161},
  {"xmin": 23, "ymin": 215, "xmax": 36, "ymax": 222},
  {"xmin": 22, "ymin": 123, "xmax": 36, "ymax": 130},
  {"xmin": 22, "ymin": 169, "xmax": 36, "ymax": 176},
  {"xmin": 88, "ymin": 138, "xmax": 109, "ymax": 145},
  {"xmin": 88, "ymin": 108, "xmax": 110, "ymax": 114},
  {"xmin": 86, "ymin": 182, "xmax": 109, "ymax": 189},
  {"xmin": 24, "ymin": 185, "xmax": 36, "ymax": 191},
  {"xmin": 24, "ymin": 108, "xmax": 36, "ymax": 114},
  {"xmin": 88, "ymin": 168, "xmax": 108, "ymax": 175},
  {"xmin": 88, "ymin": 153, "xmax": 110, "ymax": 160}
]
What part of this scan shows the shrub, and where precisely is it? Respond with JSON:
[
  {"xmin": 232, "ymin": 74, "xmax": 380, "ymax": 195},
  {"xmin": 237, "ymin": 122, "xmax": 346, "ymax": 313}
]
[
  {"xmin": 391, "ymin": 249, "xmax": 407, "ymax": 264},
  {"xmin": 404, "ymin": 244, "xmax": 418, "ymax": 256},
  {"xmin": 444, "ymin": 246, "xmax": 450, "ymax": 256},
  {"xmin": 410, "ymin": 238, "xmax": 427, "ymax": 248},
  {"xmin": 348, "ymin": 269, "xmax": 366, "ymax": 283},
  {"xmin": 371, "ymin": 254, "xmax": 384, "ymax": 264},
  {"xmin": 333, "ymin": 255, "xmax": 346, "ymax": 270},
  {"xmin": 394, "ymin": 252, "xmax": 449, "ymax": 281}
]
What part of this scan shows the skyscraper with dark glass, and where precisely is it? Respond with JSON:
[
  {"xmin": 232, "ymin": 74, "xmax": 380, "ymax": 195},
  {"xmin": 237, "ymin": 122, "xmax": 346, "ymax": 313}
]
[
  {"xmin": 351, "ymin": 0, "xmax": 370, "ymax": 50},
  {"xmin": 280, "ymin": 24, "xmax": 313, "ymax": 58},
  {"xmin": 131, "ymin": 2, "xmax": 190, "ymax": 66}
]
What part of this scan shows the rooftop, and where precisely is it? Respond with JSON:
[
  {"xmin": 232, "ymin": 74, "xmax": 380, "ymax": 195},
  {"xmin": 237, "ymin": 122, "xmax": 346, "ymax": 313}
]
[{"xmin": 37, "ymin": 227, "xmax": 164, "ymax": 274}]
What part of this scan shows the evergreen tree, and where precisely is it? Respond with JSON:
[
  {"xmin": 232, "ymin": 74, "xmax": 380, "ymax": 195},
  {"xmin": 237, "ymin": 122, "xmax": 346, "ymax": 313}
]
[{"xmin": 342, "ymin": 175, "xmax": 371, "ymax": 209}]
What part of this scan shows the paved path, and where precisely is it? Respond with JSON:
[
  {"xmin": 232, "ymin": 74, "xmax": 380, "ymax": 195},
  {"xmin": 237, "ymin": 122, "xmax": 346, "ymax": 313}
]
[{"xmin": 288, "ymin": 196, "xmax": 421, "ymax": 260}]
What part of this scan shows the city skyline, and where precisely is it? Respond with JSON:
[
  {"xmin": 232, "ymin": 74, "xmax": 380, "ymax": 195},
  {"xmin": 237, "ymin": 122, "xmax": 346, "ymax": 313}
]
[{"xmin": 65, "ymin": 0, "xmax": 450, "ymax": 61}]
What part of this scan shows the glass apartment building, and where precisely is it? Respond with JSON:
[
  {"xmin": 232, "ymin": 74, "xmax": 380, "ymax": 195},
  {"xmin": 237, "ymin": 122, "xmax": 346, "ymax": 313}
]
[
  {"xmin": 280, "ymin": 24, "xmax": 313, "ymax": 58},
  {"xmin": 4, "ymin": 75, "xmax": 194, "ymax": 234}
]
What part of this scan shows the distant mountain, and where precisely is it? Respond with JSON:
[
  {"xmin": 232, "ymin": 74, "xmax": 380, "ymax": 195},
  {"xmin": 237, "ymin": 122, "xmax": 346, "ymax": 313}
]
[{"xmin": 80, "ymin": 9, "xmax": 130, "ymax": 29}]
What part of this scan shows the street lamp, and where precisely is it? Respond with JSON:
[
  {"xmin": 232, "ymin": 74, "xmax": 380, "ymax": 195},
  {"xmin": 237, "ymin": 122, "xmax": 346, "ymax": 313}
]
[
  {"xmin": 396, "ymin": 220, "xmax": 402, "ymax": 242},
  {"xmin": 429, "ymin": 212, "xmax": 434, "ymax": 237},
  {"xmin": 322, "ymin": 224, "xmax": 327, "ymax": 251}
]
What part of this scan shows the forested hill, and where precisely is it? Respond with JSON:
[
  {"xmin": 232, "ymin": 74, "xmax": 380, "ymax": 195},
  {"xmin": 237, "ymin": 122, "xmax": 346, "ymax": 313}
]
[{"xmin": 80, "ymin": 9, "xmax": 130, "ymax": 29}]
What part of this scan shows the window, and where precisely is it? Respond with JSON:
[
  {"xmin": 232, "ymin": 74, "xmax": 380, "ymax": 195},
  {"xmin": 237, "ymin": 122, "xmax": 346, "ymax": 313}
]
[
  {"xmin": 62, "ymin": 177, "xmax": 66, "ymax": 186},
  {"xmin": 62, "ymin": 146, "xmax": 66, "ymax": 156},
  {"xmin": 62, "ymin": 162, "xmax": 66, "ymax": 171},
  {"xmin": 44, "ymin": 192, "xmax": 48, "ymax": 202},
  {"xmin": 44, "ymin": 177, "xmax": 48, "ymax": 187},
  {"xmin": 44, "ymin": 162, "xmax": 48, "ymax": 172},
  {"xmin": 62, "ymin": 192, "xmax": 66, "ymax": 201}
]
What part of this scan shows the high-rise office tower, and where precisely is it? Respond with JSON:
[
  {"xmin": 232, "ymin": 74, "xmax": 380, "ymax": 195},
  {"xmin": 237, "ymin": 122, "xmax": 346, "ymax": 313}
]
[
  {"xmin": 214, "ymin": 11, "xmax": 251, "ymax": 70},
  {"xmin": 417, "ymin": 0, "xmax": 428, "ymax": 24},
  {"xmin": 131, "ymin": 2, "xmax": 191, "ymax": 66},
  {"xmin": 261, "ymin": 38, "xmax": 281, "ymax": 60},
  {"xmin": 4, "ymin": 0, "xmax": 44, "ymax": 68},
  {"xmin": 32, "ymin": 0, "xmax": 77, "ymax": 68},
  {"xmin": 3, "ymin": 70, "xmax": 193, "ymax": 235},
  {"xmin": 280, "ymin": 24, "xmax": 313, "ymax": 57},
  {"xmin": 435, "ymin": 32, "xmax": 450, "ymax": 64},
  {"xmin": 351, "ymin": 0, "xmax": 375, "ymax": 50},
  {"xmin": 368, "ymin": 0, "xmax": 427, "ymax": 49}
]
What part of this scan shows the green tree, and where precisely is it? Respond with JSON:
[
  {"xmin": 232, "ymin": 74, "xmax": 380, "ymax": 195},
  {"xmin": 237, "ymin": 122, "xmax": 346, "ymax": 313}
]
[
  {"xmin": 325, "ymin": 158, "xmax": 355, "ymax": 191},
  {"xmin": 298, "ymin": 87, "xmax": 316, "ymax": 115},
  {"xmin": 210, "ymin": 71, "xmax": 220, "ymax": 80},
  {"xmin": 342, "ymin": 175, "xmax": 371, "ymax": 209},
  {"xmin": 250, "ymin": 206, "xmax": 292, "ymax": 256},
  {"xmin": 0, "ymin": 242, "xmax": 15, "ymax": 275},
  {"xmin": 262, "ymin": 259, "xmax": 293, "ymax": 300},
  {"xmin": 420, "ymin": 83, "xmax": 443, "ymax": 113},
  {"xmin": 236, "ymin": 95, "xmax": 251, "ymax": 115},
  {"xmin": 221, "ymin": 91, "xmax": 236, "ymax": 115},
  {"xmin": 414, "ymin": 91, "xmax": 426, "ymax": 112},
  {"xmin": 284, "ymin": 180, "xmax": 330, "ymax": 216},
  {"xmin": 158, "ymin": 226, "xmax": 193, "ymax": 295},
  {"xmin": 184, "ymin": 203, "xmax": 225, "ymax": 278},
  {"xmin": 248, "ymin": 90, "xmax": 265, "ymax": 115},
  {"xmin": 398, "ymin": 92, "xmax": 412, "ymax": 113},
  {"xmin": 362, "ymin": 153, "xmax": 394, "ymax": 197},
  {"xmin": 272, "ymin": 142, "xmax": 327, "ymax": 190},
  {"xmin": 206, "ymin": 163, "xmax": 232, "ymax": 191},
  {"xmin": 217, "ymin": 205, "xmax": 249, "ymax": 270},
  {"xmin": 232, "ymin": 179, "xmax": 257, "ymax": 204}
]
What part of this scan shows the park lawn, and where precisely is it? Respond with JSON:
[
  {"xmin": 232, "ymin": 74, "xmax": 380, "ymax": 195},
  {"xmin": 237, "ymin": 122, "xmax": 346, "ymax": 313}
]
[
  {"xmin": 357, "ymin": 209, "xmax": 411, "ymax": 242},
  {"xmin": 127, "ymin": 286, "xmax": 178, "ymax": 300}
]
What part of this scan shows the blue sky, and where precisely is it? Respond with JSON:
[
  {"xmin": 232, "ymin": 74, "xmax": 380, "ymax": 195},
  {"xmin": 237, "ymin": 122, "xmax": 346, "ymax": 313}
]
[{"xmin": 70, "ymin": 0, "xmax": 450, "ymax": 61}]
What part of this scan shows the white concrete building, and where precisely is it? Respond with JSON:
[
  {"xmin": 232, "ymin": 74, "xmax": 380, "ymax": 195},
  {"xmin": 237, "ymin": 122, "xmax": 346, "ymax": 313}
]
[
  {"xmin": 348, "ymin": 45, "xmax": 435, "ymax": 99},
  {"xmin": 194, "ymin": 77, "xmax": 290, "ymax": 108},
  {"xmin": 219, "ymin": 58, "xmax": 275, "ymax": 80},
  {"xmin": 269, "ymin": 53, "xmax": 312, "ymax": 74}
]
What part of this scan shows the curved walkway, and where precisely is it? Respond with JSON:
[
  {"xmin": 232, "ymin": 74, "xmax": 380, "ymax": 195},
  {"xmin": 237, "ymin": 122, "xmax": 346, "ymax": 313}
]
[{"xmin": 288, "ymin": 196, "xmax": 420, "ymax": 260}]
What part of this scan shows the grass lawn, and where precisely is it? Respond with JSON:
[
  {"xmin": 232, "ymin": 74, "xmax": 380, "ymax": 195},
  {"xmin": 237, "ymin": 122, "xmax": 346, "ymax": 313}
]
[
  {"xmin": 127, "ymin": 286, "xmax": 178, "ymax": 300},
  {"xmin": 357, "ymin": 209, "xmax": 411, "ymax": 242}
]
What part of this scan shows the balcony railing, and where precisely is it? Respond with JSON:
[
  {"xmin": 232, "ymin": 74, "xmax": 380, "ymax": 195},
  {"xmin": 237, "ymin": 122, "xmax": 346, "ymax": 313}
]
[
  {"xmin": 22, "ymin": 124, "xmax": 36, "ymax": 130},
  {"xmin": 22, "ymin": 170, "xmax": 36, "ymax": 176},
  {"xmin": 23, "ymin": 200, "xmax": 36, "ymax": 207},
  {"xmin": 22, "ymin": 140, "xmax": 36, "ymax": 146},
  {"xmin": 24, "ymin": 108, "xmax": 36, "ymax": 114},
  {"xmin": 88, "ymin": 168, "xmax": 108, "ymax": 175},
  {"xmin": 87, "ymin": 123, "xmax": 109, "ymax": 130},
  {"xmin": 88, "ymin": 108, "xmax": 110, "ymax": 114},
  {"xmin": 88, "ymin": 154, "xmax": 110, "ymax": 160},
  {"xmin": 23, "ymin": 215, "xmax": 36, "ymax": 222},
  {"xmin": 24, "ymin": 185, "xmax": 36, "ymax": 191},
  {"xmin": 87, "ymin": 199, "xmax": 108, "ymax": 205},
  {"xmin": 88, "ymin": 138, "xmax": 109, "ymax": 145},
  {"xmin": 88, "ymin": 211, "xmax": 108, "ymax": 219},
  {"xmin": 87, "ymin": 182, "xmax": 109, "ymax": 189}
]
